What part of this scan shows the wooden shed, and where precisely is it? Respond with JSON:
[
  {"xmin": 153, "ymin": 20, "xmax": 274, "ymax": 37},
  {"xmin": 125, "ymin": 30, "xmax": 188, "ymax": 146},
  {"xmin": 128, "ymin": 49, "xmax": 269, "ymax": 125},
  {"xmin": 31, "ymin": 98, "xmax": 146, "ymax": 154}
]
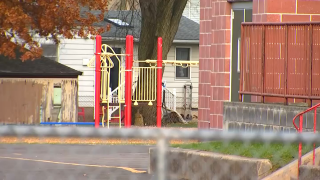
[{"xmin": 0, "ymin": 51, "xmax": 83, "ymax": 124}]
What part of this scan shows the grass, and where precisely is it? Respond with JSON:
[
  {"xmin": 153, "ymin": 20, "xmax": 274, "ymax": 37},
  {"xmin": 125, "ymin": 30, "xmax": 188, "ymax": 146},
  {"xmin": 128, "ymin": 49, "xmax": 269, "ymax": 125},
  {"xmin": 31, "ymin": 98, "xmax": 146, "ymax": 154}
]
[
  {"xmin": 166, "ymin": 121, "xmax": 198, "ymax": 128},
  {"xmin": 172, "ymin": 141, "xmax": 315, "ymax": 171}
]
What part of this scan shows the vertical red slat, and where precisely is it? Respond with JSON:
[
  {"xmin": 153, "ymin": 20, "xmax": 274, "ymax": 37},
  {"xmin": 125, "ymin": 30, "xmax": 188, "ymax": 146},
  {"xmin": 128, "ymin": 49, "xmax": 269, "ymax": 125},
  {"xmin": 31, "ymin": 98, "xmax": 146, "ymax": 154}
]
[
  {"xmin": 239, "ymin": 24, "xmax": 244, "ymax": 101},
  {"xmin": 261, "ymin": 25, "xmax": 265, "ymax": 102},
  {"xmin": 309, "ymin": 25, "xmax": 313, "ymax": 106},
  {"xmin": 285, "ymin": 25, "xmax": 288, "ymax": 104}
]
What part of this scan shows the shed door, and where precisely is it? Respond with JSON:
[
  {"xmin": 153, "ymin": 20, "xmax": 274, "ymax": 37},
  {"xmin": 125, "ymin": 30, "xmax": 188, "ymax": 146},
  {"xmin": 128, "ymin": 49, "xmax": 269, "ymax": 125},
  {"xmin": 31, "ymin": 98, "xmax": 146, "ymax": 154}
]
[{"xmin": 231, "ymin": 9, "xmax": 252, "ymax": 102}]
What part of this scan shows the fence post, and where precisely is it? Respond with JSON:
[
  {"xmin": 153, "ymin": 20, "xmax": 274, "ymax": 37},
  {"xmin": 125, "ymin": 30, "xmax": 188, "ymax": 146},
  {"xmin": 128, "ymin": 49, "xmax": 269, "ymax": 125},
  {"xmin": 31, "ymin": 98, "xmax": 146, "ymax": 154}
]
[
  {"xmin": 157, "ymin": 37, "xmax": 163, "ymax": 128},
  {"xmin": 94, "ymin": 35, "xmax": 102, "ymax": 128},
  {"xmin": 173, "ymin": 88, "xmax": 176, "ymax": 111},
  {"xmin": 156, "ymin": 137, "xmax": 168, "ymax": 180}
]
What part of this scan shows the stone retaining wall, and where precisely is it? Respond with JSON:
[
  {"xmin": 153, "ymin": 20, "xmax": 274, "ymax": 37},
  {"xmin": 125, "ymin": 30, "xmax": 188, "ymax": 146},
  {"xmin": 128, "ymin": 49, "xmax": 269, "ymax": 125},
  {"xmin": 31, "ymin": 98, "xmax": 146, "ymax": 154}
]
[
  {"xmin": 149, "ymin": 147, "xmax": 272, "ymax": 180},
  {"xmin": 223, "ymin": 102, "xmax": 317, "ymax": 132},
  {"xmin": 299, "ymin": 165, "xmax": 320, "ymax": 180}
]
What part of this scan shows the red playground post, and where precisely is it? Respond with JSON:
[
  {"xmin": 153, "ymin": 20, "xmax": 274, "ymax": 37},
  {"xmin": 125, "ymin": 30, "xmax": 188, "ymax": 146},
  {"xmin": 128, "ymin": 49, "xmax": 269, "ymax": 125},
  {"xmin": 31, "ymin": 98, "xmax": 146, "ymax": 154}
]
[
  {"xmin": 94, "ymin": 35, "xmax": 102, "ymax": 128},
  {"xmin": 128, "ymin": 36, "xmax": 133, "ymax": 127},
  {"xmin": 125, "ymin": 35, "xmax": 133, "ymax": 128},
  {"xmin": 157, "ymin": 37, "xmax": 163, "ymax": 127}
]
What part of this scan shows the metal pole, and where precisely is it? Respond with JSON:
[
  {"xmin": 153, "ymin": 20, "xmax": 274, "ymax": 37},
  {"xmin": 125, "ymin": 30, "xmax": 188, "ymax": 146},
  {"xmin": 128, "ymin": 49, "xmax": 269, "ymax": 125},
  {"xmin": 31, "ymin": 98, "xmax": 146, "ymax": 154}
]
[
  {"xmin": 125, "ymin": 35, "xmax": 132, "ymax": 128},
  {"xmin": 313, "ymin": 108, "xmax": 317, "ymax": 165},
  {"xmin": 94, "ymin": 35, "xmax": 102, "ymax": 128},
  {"xmin": 157, "ymin": 37, "xmax": 163, "ymax": 128},
  {"xmin": 298, "ymin": 115, "xmax": 303, "ymax": 169},
  {"xmin": 128, "ymin": 35, "xmax": 133, "ymax": 127}
]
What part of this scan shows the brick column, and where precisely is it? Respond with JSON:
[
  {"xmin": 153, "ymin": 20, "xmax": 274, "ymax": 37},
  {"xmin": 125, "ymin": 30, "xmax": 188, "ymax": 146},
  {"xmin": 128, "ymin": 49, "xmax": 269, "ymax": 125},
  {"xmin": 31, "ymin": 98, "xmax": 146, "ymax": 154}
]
[
  {"xmin": 199, "ymin": 0, "xmax": 231, "ymax": 129},
  {"xmin": 199, "ymin": 0, "xmax": 211, "ymax": 129}
]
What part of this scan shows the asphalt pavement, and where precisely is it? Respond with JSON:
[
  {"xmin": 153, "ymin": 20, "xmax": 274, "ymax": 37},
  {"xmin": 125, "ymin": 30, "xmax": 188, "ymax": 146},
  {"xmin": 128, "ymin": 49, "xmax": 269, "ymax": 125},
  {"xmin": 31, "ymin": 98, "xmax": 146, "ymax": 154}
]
[{"xmin": 0, "ymin": 144, "xmax": 154, "ymax": 180}]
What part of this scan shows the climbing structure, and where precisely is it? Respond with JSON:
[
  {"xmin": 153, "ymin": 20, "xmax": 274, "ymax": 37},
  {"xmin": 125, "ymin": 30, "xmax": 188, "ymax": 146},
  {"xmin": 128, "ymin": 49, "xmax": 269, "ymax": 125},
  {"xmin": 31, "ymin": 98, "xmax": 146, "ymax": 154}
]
[{"xmin": 88, "ymin": 35, "xmax": 199, "ymax": 128}]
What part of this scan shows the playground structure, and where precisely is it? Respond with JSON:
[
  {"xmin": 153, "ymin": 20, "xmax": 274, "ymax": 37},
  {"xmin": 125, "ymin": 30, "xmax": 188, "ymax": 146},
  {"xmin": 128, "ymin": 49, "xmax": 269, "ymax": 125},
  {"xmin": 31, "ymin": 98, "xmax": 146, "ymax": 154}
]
[
  {"xmin": 40, "ymin": 34, "xmax": 198, "ymax": 127},
  {"xmin": 89, "ymin": 34, "xmax": 199, "ymax": 128}
]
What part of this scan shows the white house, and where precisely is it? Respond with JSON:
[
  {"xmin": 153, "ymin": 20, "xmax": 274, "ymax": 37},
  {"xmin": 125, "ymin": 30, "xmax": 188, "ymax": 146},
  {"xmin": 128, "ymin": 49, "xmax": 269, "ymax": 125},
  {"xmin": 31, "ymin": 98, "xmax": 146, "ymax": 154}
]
[
  {"xmin": 39, "ymin": 10, "xmax": 199, "ymax": 120},
  {"xmin": 183, "ymin": 0, "xmax": 200, "ymax": 23}
]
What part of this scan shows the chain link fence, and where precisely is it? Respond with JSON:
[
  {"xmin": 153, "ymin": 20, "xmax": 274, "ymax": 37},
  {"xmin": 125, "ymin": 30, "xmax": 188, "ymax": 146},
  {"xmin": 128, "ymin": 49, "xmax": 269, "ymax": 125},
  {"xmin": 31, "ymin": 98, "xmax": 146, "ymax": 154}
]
[
  {"xmin": 0, "ymin": 126, "xmax": 318, "ymax": 180},
  {"xmin": 78, "ymin": 96, "xmax": 95, "ymax": 122},
  {"xmin": 77, "ymin": 96, "xmax": 198, "ymax": 122}
]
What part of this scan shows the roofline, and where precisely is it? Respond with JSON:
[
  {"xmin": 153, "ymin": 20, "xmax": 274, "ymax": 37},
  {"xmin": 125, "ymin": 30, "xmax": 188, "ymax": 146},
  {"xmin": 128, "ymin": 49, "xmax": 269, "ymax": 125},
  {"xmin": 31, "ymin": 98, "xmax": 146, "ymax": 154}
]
[
  {"xmin": 101, "ymin": 37, "xmax": 199, "ymax": 44},
  {"xmin": 0, "ymin": 73, "xmax": 82, "ymax": 78},
  {"xmin": 227, "ymin": 0, "xmax": 252, "ymax": 2},
  {"xmin": 173, "ymin": 40, "xmax": 199, "ymax": 44}
]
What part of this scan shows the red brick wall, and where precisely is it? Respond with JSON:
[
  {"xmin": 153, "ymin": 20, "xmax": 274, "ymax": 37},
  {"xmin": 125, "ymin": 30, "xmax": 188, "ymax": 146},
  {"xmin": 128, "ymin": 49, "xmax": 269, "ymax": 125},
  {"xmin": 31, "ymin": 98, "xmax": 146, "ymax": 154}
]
[
  {"xmin": 199, "ymin": 0, "xmax": 231, "ymax": 129},
  {"xmin": 253, "ymin": 0, "xmax": 320, "ymax": 23}
]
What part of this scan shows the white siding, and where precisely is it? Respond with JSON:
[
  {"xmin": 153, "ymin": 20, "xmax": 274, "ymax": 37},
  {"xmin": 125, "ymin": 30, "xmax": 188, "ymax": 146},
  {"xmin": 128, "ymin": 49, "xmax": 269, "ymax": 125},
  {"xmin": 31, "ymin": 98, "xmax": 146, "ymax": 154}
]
[
  {"xmin": 56, "ymin": 38, "xmax": 199, "ymax": 109},
  {"xmin": 163, "ymin": 44, "xmax": 199, "ymax": 108},
  {"xmin": 183, "ymin": 0, "xmax": 200, "ymax": 23},
  {"xmin": 58, "ymin": 38, "xmax": 95, "ymax": 107}
]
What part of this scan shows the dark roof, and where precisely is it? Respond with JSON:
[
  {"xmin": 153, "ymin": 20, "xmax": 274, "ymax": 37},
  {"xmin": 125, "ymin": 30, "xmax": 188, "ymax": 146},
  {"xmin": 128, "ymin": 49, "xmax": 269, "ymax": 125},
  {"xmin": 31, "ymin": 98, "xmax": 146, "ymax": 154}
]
[
  {"xmin": 227, "ymin": 0, "xmax": 252, "ymax": 2},
  {"xmin": 0, "ymin": 50, "xmax": 83, "ymax": 78},
  {"xmin": 85, "ymin": 10, "xmax": 199, "ymax": 41}
]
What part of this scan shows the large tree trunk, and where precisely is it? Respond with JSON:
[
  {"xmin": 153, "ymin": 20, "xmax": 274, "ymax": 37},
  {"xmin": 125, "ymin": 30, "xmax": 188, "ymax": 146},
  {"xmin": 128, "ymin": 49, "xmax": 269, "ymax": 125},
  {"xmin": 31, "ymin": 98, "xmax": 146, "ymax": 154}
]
[{"xmin": 131, "ymin": 0, "xmax": 188, "ymax": 126}]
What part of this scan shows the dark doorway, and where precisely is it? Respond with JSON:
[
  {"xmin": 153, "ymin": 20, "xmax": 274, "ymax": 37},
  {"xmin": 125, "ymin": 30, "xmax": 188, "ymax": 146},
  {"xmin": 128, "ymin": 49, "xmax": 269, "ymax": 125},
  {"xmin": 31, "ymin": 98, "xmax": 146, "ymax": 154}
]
[
  {"xmin": 231, "ymin": 9, "xmax": 252, "ymax": 102},
  {"xmin": 108, "ymin": 47, "xmax": 121, "ymax": 92}
]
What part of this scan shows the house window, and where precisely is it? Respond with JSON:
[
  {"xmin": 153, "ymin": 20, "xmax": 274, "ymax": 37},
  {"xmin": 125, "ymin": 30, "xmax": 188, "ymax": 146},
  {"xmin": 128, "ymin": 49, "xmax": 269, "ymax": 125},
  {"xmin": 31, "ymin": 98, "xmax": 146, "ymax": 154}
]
[
  {"xmin": 53, "ymin": 85, "xmax": 62, "ymax": 106},
  {"xmin": 42, "ymin": 44, "xmax": 58, "ymax": 61},
  {"xmin": 175, "ymin": 47, "xmax": 191, "ymax": 79}
]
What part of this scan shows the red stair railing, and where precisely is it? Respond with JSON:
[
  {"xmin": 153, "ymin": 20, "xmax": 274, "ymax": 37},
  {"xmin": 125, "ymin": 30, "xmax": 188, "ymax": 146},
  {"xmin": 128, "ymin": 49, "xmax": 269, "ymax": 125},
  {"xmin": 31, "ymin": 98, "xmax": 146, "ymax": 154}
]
[{"xmin": 293, "ymin": 103, "xmax": 320, "ymax": 177}]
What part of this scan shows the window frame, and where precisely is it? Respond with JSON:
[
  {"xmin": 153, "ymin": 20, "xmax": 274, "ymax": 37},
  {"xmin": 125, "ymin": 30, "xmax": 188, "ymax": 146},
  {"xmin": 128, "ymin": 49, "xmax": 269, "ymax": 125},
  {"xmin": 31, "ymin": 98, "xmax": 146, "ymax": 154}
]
[
  {"xmin": 174, "ymin": 47, "xmax": 192, "ymax": 80},
  {"xmin": 53, "ymin": 85, "xmax": 62, "ymax": 106},
  {"xmin": 40, "ymin": 43, "xmax": 59, "ymax": 61}
]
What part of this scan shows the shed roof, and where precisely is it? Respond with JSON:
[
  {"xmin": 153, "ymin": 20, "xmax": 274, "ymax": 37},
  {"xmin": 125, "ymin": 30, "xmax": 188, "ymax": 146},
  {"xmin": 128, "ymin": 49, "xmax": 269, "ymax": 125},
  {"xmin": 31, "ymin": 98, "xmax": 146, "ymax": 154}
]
[{"xmin": 0, "ymin": 50, "xmax": 83, "ymax": 78}]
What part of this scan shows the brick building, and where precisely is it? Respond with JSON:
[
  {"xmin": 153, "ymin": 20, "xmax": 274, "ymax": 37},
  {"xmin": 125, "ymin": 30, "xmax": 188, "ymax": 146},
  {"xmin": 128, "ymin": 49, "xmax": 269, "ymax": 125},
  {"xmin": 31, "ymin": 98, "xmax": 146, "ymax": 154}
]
[{"xmin": 198, "ymin": 0, "xmax": 320, "ymax": 129}]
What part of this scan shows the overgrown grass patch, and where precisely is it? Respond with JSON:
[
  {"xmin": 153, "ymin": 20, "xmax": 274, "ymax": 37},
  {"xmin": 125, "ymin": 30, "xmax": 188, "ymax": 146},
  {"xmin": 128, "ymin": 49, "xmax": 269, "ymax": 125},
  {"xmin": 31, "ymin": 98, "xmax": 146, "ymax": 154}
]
[
  {"xmin": 172, "ymin": 141, "xmax": 315, "ymax": 171},
  {"xmin": 166, "ymin": 121, "xmax": 198, "ymax": 128}
]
